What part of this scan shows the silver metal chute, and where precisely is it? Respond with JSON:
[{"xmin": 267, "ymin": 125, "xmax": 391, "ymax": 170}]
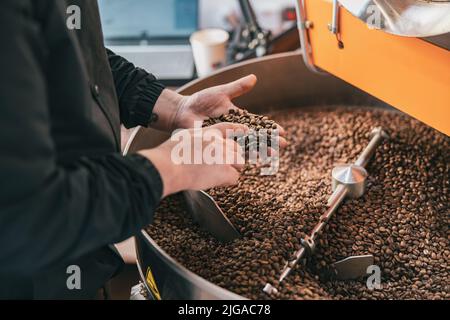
[
  {"xmin": 339, "ymin": 0, "xmax": 450, "ymax": 37},
  {"xmin": 183, "ymin": 190, "xmax": 241, "ymax": 243},
  {"xmin": 330, "ymin": 255, "xmax": 375, "ymax": 280}
]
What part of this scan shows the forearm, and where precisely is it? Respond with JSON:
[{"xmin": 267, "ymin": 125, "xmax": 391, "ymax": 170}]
[
  {"xmin": 0, "ymin": 154, "xmax": 163, "ymax": 276},
  {"xmin": 107, "ymin": 49, "xmax": 166, "ymax": 128}
]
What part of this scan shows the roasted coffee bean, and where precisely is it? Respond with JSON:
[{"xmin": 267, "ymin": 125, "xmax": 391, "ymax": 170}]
[{"xmin": 146, "ymin": 106, "xmax": 449, "ymax": 300}]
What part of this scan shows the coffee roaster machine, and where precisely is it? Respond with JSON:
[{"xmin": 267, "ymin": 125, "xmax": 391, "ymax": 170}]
[{"xmin": 127, "ymin": 0, "xmax": 450, "ymax": 300}]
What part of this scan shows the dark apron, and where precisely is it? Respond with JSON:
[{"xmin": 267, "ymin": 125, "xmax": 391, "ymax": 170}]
[{"xmin": 30, "ymin": 0, "xmax": 124, "ymax": 299}]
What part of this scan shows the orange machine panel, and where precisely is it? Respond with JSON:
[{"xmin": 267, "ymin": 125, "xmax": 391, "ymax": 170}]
[{"xmin": 304, "ymin": 0, "xmax": 450, "ymax": 135}]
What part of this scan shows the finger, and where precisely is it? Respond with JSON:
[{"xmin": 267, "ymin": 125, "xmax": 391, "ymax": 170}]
[
  {"xmin": 221, "ymin": 140, "xmax": 245, "ymax": 170},
  {"xmin": 218, "ymin": 74, "xmax": 257, "ymax": 99},
  {"xmin": 277, "ymin": 136, "xmax": 288, "ymax": 149},
  {"xmin": 209, "ymin": 122, "xmax": 249, "ymax": 138},
  {"xmin": 223, "ymin": 138, "xmax": 244, "ymax": 154},
  {"xmin": 263, "ymin": 146, "xmax": 278, "ymax": 157},
  {"xmin": 275, "ymin": 124, "xmax": 287, "ymax": 136},
  {"xmin": 217, "ymin": 166, "xmax": 240, "ymax": 187},
  {"xmin": 222, "ymin": 100, "xmax": 243, "ymax": 115},
  {"xmin": 232, "ymin": 151, "xmax": 246, "ymax": 170},
  {"xmin": 267, "ymin": 133, "xmax": 288, "ymax": 149},
  {"xmin": 231, "ymin": 162, "xmax": 245, "ymax": 171},
  {"xmin": 266, "ymin": 123, "xmax": 286, "ymax": 137}
]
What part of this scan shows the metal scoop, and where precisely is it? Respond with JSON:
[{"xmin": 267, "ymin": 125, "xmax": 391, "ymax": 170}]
[
  {"xmin": 184, "ymin": 190, "xmax": 241, "ymax": 243},
  {"xmin": 330, "ymin": 254, "xmax": 374, "ymax": 280}
]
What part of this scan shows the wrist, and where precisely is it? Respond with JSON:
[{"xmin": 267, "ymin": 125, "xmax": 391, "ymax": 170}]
[
  {"xmin": 138, "ymin": 148, "xmax": 182, "ymax": 198},
  {"xmin": 151, "ymin": 89, "xmax": 186, "ymax": 132}
]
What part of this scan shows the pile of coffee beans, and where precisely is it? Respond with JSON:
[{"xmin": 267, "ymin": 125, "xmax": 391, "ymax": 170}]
[
  {"xmin": 203, "ymin": 108, "xmax": 278, "ymax": 131},
  {"xmin": 146, "ymin": 106, "xmax": 449, "ymax": 300},
  {"xmin": 203, "ymin": 109, "xmax": 279, "ymax": 151}
]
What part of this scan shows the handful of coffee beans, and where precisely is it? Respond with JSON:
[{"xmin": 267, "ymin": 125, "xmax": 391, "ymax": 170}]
[
  {"xmin": 147, "ymin": 106, "xmax": 449, "ymax": 300},
  {"xmin": 203, "ymin": 109, "xmax": 279, "ymax": 152},
  {"xmin": 203, "ymin": 109, "xmax": 278, "ymax": 131}
]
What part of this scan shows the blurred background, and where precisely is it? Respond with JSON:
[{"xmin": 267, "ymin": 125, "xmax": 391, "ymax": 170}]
[{"xmin": 98, "ymin": 0, "xmax": 298, "ymax": 86}]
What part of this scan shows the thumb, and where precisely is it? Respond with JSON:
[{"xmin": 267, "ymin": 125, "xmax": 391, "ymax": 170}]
[{"xmin": 219, "ymin": 74, "xmax": 257, "ymax": 99}]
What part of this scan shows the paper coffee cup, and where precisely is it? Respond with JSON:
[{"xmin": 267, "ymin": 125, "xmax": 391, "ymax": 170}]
[{"xmin": 190, "ymin": 29, "xmax": 229, "ymax": 78}]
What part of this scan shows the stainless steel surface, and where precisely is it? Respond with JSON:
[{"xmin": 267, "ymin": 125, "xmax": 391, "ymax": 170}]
[
  {"xmin": 331, "ymin": 255, "xmax": 375, "ymax": 280},
  {"xmin": 327, "ymin": 184, "xmax": 348, "ymax": 207},
  {"xmin": 263, "ymin": 283, "xmax": 278, "ymax": 295},
  {"xmin": 331, "ymin": 164, "xmax": 368, "ymax": 199},
  {"xmin": 295, "ymin": 1, "xmax": 325, "ymax": 74},
  {"xmin": 131, "ymin": 51, "xmax": 397, "ymax": 300},
  {"xmin": 263, "ymin": 127, "xmax": 387, "ymax": 296},
  {"xmin": 136, "ymin": 230, "xmax": 244, "ymax": 300},
  {"xmin": 183, "ymin": 190, "xmax": 240, "ymax": 242},
  {"xmin": 175, "ymin": 51, "xmax": 393, "ymax": 110},
  {"xmin": 423, "ymin": 32, "xmax": 450, "ymax": 51},
  {"xmin": 331, "ymin": 0, "xmax": 340, "ymax": 34},
  {"xmin": 339, "ymin": 0, "xmax": 450, "ymax": 37},
  {"xmin": 355, "ymin": 127, "xmax": 390, "ymax": 167},
  {"xmin": 130, "ymin": 283, "xmax": 147, "ymax": 300}
]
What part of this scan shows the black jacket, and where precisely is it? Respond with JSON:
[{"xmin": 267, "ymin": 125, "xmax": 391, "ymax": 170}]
[{"xmin": 0, "ymin": 0, "xmax": 165, "ymax": 298}]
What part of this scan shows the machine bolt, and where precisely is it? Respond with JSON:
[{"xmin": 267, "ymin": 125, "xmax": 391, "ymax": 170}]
[{"xmin": 304, "ymin": 20, "xmax": 314, "ymax": 29}]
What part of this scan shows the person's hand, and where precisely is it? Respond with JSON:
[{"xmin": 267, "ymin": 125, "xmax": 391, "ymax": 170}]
[
  {"xmin": 173, "ymin": 75, "xmax": 258, "ymax": 128},
  {"xmin": 151, "ymin": 74, "xmax": 287, "ymax": 148},
  {"xmin": 138, "ymin": 123, "xmax": 248, "ymax": 198}
]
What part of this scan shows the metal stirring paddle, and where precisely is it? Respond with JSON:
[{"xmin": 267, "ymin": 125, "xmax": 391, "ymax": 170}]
[
  {"xmin": 184, "ymin": 190, "xmax": 241, "ymax": 243},
  {"xmin": 263, "ymin": 127, "xmax": 389, "ymax": 295}
]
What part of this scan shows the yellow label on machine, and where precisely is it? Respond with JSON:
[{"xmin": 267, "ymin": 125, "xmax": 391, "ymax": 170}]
[{"xmin": 145, "ymin": 267, "xmax": 161, "ymax": 300}]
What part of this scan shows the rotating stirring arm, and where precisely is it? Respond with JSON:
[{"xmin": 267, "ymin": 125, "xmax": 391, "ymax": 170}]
[{"xmin": 264, "ymin": 127, "xmax": 389, "ymax": 295}]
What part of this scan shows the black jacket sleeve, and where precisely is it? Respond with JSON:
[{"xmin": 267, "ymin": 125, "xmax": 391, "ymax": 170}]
[
  {"xmin": 107, "ymin": 49, "xmax": 166, "ymax": 129},
  {"xmin": 0, "ymin": 2, "xmax": 163, "ymax": 277}
]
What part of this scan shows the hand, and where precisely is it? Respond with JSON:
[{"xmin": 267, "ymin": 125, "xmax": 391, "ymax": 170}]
[
  {"xmin": 151, "ymin": 74, "xmax": 287, "ymax": 146},
  {"xmin": 173, "ymin": 75, "xmax": 258, "ymax": 129},
  {"xmin": 138, "ymin": 123, "xmax": 248, "ymax": 198}
]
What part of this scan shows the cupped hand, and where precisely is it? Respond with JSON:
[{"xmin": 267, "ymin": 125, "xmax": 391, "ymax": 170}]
[
  {"xmin": 173, "ymin": 74, "xmax": 287, "ymax": 146},
  {"xmin": 173, "ymin": 75, "xmax": 258, "ymax": 129},
  {"xmin": 139, "ymin": 123, "xmax": 249, "ymax": 198}
]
